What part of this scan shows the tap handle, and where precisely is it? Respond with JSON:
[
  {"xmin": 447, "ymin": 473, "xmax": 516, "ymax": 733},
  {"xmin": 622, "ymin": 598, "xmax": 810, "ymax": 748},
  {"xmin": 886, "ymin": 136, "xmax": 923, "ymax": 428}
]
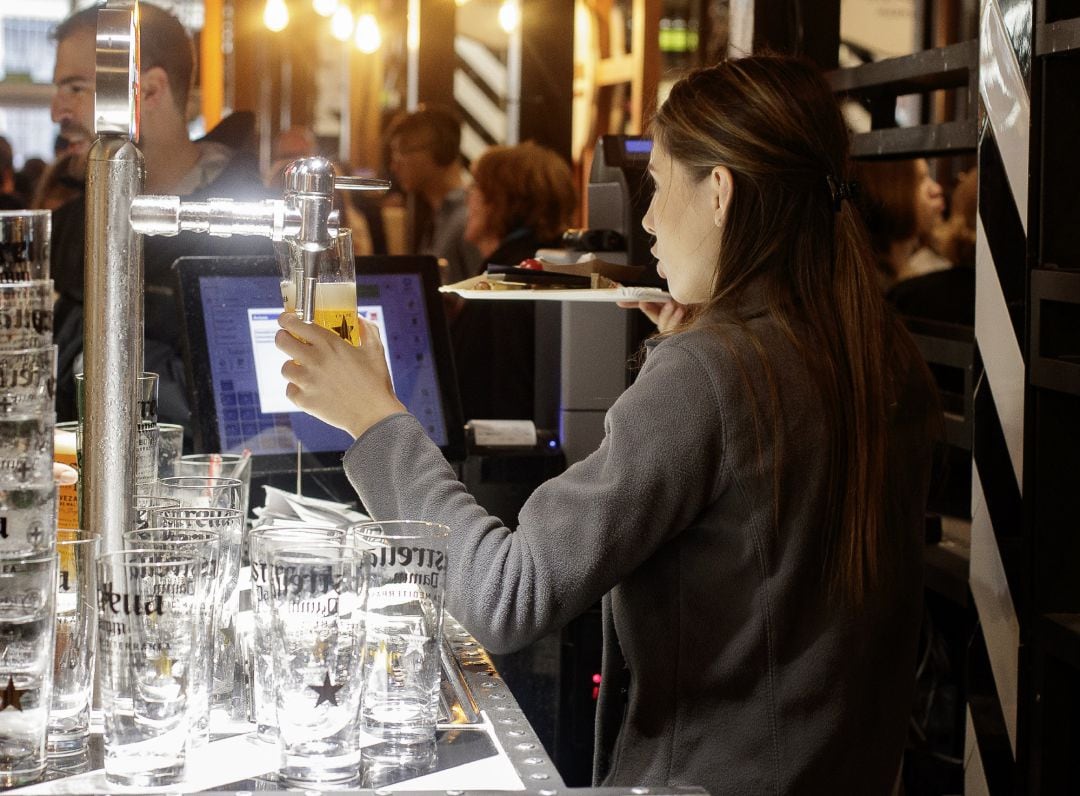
[{"xmin": 334, "ymin": 176, "xmax": 392, "ymax": 192}]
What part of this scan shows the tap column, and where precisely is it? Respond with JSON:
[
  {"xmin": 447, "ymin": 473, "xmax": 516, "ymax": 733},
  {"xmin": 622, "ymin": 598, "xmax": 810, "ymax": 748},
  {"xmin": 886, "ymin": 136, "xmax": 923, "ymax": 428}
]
[{"xmin": 83, "ymin": 3, "xmax": 144, "ymax": 555}]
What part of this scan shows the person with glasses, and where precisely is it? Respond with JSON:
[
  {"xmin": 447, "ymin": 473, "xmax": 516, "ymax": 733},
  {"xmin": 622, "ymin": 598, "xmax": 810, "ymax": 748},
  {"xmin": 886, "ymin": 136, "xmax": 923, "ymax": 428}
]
[{"xmin": 386, "ymin": 105, "xmax": 481, "ymax": 285}]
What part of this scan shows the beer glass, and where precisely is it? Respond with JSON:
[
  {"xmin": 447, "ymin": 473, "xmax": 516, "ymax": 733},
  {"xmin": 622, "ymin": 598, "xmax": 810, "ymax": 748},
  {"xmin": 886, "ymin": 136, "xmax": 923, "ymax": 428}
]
[
  {"xmin": 131, "ymin": 494, "xmax": 181, "ymax": 531},
  {"xmin": 0, "ymin": 414, "xmax": 53, "ymax": 489},
  {"xmin": 74, "ymin": 372, "xmax": 159, "ymax": 486},
  {"xmin": 96, "ymin": 550, "xmax": 205, "ymax": 787},
  {"xmin": 0, "ymin": 281, "xmax": 52, "ymax": 350},
  {"xmin": 48, "ymin": 531, "xmax": 98, "ymax": 755},
  {"xmin": 0, "ymin": 210, "xmax": 50, "ymax": 282},
  {"xmin": 176, "ymin": 453, "xmax": 252, "ymax": 523},
  {"xmin": 277, "ymin": 228, "xmax": 360, "ymax": 345},
  {"xmin": 156, "ymin": 505, "xmax": 243, "ymax": 716},
  {"xmin": 54, "ymin": 422, "xmax": 79, "ymax": 530},
  {"xmin": 0, "ymin": 483, "xmax": 56, "ymax": 559},
  {"xmin": 268, "ymin": 545, "xmax": 367, "ymax": 786},
  {"xmin": 351, "ymin": 520, "xmax": 449, "ymax": 758},
  {"xmin": 0, "ymin": 554, "xmax": 56, "ymax": 786},
  {"xmin": 156, "ymin": 423, "xmax": 185, "ymax": 479},
  {"xmin": 0, "ymin": 345, "xmax": 55, "ymax": 419},
  {"xmin": 123, "ymin": 528, "xmax": 222, "ymax": 747},
  {"xmin": 248, "ymin": 525, "xmax": 344, "ymax": 742}
]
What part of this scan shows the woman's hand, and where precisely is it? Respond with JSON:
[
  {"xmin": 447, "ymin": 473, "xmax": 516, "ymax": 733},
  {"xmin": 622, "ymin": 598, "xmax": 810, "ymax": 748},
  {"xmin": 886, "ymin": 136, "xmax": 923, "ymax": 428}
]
[
  {"xmin": 53, "ymin": 463, "xmax": 77, "ymax": 486},
  {"xmin": 616, "ymin": 300, "xmax": 687, "ymax": 334},
  {"xmin": 275, "ymin": 313, "xmax": 406, "ymax": 439}
]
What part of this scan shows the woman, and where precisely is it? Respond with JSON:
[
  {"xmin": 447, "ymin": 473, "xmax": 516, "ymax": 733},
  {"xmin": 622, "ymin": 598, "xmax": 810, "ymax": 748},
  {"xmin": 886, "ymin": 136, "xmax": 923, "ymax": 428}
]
[
  {"xmin": 452, "ymin": 142, "xmax": 576, "ymax": 420},
  {"xmin": 854, "ymin": 157, "xmax": 947, "ymax": 286},
  {"xmin": 276, "ymin": 55, "xmax": 936, "ymax": 794}
]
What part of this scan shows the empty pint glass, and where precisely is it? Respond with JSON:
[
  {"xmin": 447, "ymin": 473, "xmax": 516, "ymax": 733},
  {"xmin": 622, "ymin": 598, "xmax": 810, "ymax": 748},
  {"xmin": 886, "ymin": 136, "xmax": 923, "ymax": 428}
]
[
  {"xmin": 156, "ymin": 505, "xmax": 243, "ymax": 716},
  {"xmin": 49, "ymin": 531, "xmax": 98, "ymax": 755},
  {"xmin": 249, "ymin": 525, "xmax": 344, "ymax": 741},
  {"xmin": 0, "ymin": 346, "xmax": 55, "ymax": 420},
  {"xmin": 0, "ymin": 281, "xmax": 53, "ymax": 350},
  {"xmin": 96, "ymin": 550, "xmax": 205, "ymax": 787},
  {"xmin": 123, "ymin": 528, "xmax": 222, "ymax": 747},
  {"xmin": 0, "ymin": 555, "xmax": 56, "ymax": 787},
  {"xmin": 74, "ymin": 372, "xmax": 159, "ymax": 485},
  {"xmin": 351, "ymin": 521, "xmax": 449, "ymax": 756},
  {"xmin": 0, "ymin": 210, "xmax": 50, "ymax": 283},
  {"xmin": 268, "ymin": 545, "xmax": 367, "ymax": 786}
]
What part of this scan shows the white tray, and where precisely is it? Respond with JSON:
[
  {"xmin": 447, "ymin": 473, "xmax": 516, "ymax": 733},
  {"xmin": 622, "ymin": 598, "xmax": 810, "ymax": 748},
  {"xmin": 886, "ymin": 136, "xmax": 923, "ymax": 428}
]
[{"xmin": 439, "ymin": 285, "xmax": 671, "ymax": 302}]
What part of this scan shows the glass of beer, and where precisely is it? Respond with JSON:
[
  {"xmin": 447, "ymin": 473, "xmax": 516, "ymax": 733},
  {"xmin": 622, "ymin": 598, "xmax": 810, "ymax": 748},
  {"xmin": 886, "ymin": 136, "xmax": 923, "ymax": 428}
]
[{"xmin": 277, "ymin": 228, "xmax": 360, "ymax": 346}]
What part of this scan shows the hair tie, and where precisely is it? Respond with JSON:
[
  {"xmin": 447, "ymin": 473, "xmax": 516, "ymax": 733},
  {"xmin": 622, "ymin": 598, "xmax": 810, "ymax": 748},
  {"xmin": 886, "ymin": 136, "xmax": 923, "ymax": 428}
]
[{"xmin": 825, "ymin": 175, "xmax": 858, "ymax": 212}]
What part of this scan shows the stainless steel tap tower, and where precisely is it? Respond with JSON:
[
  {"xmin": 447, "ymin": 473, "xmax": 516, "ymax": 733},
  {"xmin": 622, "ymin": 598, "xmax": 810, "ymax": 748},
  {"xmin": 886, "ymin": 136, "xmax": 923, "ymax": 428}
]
[
  {"xmin": 84, "ymin": 2, "xmax": 388, "ymax": 556},
  {"xmin": 83, "ymin": 3, "xmax": 144, "ymax": 557}
]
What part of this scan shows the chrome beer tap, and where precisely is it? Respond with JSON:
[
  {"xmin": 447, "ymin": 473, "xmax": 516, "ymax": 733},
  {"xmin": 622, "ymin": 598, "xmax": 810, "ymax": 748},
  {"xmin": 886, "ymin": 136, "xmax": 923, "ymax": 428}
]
[
  {"xmin": 129, "ymin": 158, "xmax": 389, "ymax": 322},
  {"xmin": 84, "ymin": 0, "xmax": 388, "ymax": 558}
]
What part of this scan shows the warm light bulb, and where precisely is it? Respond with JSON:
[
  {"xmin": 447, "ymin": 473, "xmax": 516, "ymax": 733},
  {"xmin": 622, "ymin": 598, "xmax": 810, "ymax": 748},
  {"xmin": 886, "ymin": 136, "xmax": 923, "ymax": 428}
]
[
  {"xmin": 264, "ymin": 0, "xmax": 289, "ymax": 31},
  {"xmin": 354, "ymin": 13, "xmax": 381, "ymax": 53},
  {"xmin": 498, "ymin": 0, "xmax": 520, "ymax": 33},
  {"xmin": 312, "ymin": 0, "xmax": 338, "ymax": 16},
  {"xmin": 455, "ymin": 0, "xmax": 469, "ymax": 6},
  {"xmin": 330, "ymin": 5, "xmax": 354, "ymax": 41}
]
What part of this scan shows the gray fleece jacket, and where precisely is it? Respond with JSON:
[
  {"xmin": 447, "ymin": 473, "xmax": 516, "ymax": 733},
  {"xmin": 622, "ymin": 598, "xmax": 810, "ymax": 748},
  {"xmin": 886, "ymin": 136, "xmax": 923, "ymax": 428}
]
[{"xmin": 343, "ymin": 309, "xmax": 933, "ymax": 795}]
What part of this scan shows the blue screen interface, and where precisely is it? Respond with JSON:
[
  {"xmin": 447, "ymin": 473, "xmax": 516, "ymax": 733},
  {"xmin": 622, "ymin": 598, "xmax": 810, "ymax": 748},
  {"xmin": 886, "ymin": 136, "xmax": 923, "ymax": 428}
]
[{"xmin": 198, "ymin": 272, "xmax": 449, "ymax": 455}]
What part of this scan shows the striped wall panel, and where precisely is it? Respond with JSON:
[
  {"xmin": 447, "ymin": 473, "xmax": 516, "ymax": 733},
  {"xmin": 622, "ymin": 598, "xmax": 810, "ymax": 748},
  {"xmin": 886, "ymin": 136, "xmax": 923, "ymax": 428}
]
[{"xmin": 969, "ymin": 0, "xmax": 1033, "ymax": 791}]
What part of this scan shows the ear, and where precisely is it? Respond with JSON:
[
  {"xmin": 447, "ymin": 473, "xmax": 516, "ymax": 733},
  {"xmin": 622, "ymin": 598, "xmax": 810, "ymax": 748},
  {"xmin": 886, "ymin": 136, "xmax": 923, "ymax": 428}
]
[
  {"xmin": 710, "ymin": 165, "xmax": 733, "ymax": 227},
  {"xmin": 139, "ymin": 66, "xmax": 171, "ymax": 113}
]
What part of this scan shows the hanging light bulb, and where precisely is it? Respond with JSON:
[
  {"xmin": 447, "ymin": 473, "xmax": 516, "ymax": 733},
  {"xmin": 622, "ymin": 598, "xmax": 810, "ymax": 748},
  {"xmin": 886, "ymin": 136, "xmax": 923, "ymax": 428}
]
[
  {"xmin": 498, "ymin": 0, "xmax": 520, "ymax": 33},
  {"xmin": 264, "ymin": 0, "xmax": 289, "ymax": 31},
  {"xmin": 330, "ymin": 5, "xmax": 354, "ymax": 41},
  {"xmin": 354, "ymin": 13, "xmax": 381, "ymax": 53},
  {"xmin": 312, "ymin": 0, "xmax": 338, "ymax": 16}
]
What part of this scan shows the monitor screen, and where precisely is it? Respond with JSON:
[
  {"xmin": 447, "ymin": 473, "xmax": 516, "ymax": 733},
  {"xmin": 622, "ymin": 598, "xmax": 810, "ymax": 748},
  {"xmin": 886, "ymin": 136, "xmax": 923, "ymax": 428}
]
[{"xmin": 175, "ymin": 255, "xmax": 465, "ymax": 471}]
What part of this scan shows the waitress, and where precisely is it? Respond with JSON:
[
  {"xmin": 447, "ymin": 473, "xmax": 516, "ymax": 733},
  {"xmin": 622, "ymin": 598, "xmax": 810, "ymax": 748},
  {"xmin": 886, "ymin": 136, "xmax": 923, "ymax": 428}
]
[{"xmin": 275, "ymin": 54, "xmax": 937, "ymax": 795}]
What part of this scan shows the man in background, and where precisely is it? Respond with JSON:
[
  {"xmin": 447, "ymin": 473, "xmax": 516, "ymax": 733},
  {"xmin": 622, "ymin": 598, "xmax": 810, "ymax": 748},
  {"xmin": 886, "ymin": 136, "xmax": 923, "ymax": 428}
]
[
  {"xmin": 387, "ymin": 105, "xmax": 480, "ymax": 285},
  {"xmin": 49, "ymin": 2, "xmax": 272, "ymax": 426}
]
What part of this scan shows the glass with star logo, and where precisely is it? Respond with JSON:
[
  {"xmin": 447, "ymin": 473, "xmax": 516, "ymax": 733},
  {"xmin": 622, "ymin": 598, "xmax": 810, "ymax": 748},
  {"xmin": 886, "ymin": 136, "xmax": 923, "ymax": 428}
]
[
  {"xmin": 122, "ymin": 529, "xmax": 223, "ymax": 747},
  {"xmin": 48, "ymin": 531, "xmax": 98, "ymax": 757},
  {"xmin": 350, "ymin": 521, "xmax": 449, "ymax": 757},
  {"xmin": 74, "ymin": 372, "xmax": 160, "ymax": 487},
  {"xmin": 154, "ymin": 505, "xmax": 244, "ymax": 718},
  {"xmin": 267, "ymin": 544, "xmax": 367, "ymax": 786},
  {"xmin": 277, "ymin": 227, "xmax": 361, "ymax": 346},
  {"xmin": 0, "ymin": 553, "xmax": 56, "ymax": 787},
  {"xmin": 248, "ymin": 526, "xmax": 345, "ymax": 743},
  {"xmin": 95, "ymin": 549, "xmax": 206, "ymax": 787}
]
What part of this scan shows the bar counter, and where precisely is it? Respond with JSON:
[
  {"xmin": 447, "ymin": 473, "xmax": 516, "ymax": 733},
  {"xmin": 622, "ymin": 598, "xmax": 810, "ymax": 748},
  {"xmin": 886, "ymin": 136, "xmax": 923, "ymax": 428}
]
[{"xmin": 6, "ymin": 613, "xmax": 707, "ymax": 796}]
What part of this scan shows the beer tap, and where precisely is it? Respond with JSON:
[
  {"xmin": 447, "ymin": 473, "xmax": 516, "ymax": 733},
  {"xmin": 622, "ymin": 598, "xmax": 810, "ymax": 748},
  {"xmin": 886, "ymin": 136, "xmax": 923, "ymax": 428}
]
[
  {"xmin": 84, "ymin": 0, "xmax": 388, "ymax": 558},
  {"xmin": 129, "ymin": 158, "xmax": 389, "ymax": 323}
]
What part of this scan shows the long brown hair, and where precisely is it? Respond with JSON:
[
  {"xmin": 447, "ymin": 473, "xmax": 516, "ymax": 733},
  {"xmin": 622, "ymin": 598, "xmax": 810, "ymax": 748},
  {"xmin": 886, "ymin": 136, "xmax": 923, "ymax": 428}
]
[
  {"xmin": 472, "ymin": 142, "xmax": 577, "ymax": 242},
  {"xmin": 652, "ymin": 55, "xmax": 927, "ymax": 606}
]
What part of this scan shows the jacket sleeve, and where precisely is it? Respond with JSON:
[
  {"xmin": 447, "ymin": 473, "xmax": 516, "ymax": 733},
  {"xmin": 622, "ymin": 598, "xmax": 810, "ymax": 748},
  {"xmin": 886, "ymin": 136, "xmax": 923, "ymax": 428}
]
[{"xmin": 343, "ymin": 339, "xmax": 730, "ymax": 653}]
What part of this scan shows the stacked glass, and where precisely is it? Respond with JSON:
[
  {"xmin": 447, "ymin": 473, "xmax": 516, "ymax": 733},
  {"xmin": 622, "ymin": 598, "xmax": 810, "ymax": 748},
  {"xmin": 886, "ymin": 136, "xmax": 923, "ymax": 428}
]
[{"xmin": 0, "ymin": 210, "xmax": 59, "ymax": 786}]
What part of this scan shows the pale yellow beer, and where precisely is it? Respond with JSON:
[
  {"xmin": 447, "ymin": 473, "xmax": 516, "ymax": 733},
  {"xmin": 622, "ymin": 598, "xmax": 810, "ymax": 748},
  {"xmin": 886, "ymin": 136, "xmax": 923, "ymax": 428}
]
[
  {"xmin": 55, "ymin": 425, "xmax": 79, "ymax": 530},
  {"xmin": 280, "ymin": 279, "xmax": 361, "ymax": 346}
]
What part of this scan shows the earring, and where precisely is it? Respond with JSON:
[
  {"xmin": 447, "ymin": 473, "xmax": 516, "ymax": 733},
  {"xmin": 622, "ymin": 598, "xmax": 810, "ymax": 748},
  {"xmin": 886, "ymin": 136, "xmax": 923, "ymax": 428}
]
[{"xmin": 714, "ymin": 209, "xmax": 724, "ymax": 228}]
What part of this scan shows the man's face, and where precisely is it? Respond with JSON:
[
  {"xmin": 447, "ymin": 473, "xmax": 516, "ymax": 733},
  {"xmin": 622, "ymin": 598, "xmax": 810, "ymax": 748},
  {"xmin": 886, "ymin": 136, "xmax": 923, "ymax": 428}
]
[
  {"xmin": 51, "ymin": 29, "xmax": 97, "ymax": 169},
  {"xmin": 388, "ymin": 134, "xmax": 438, "ymax": 194}
]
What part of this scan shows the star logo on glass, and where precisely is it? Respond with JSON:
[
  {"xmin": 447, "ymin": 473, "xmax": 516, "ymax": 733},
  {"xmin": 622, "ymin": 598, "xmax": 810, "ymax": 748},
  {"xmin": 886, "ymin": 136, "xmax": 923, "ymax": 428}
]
[
  {"xmin": 0, "ymin": 675, "xmax": 26, "ymax": 711},
  {"xmin": 333, "ymin": 316, "xmax": 353, "ymax": 342},
  {"xmin": 309, "ymin": 671, "xmax": 344, "ymax": 707}
]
